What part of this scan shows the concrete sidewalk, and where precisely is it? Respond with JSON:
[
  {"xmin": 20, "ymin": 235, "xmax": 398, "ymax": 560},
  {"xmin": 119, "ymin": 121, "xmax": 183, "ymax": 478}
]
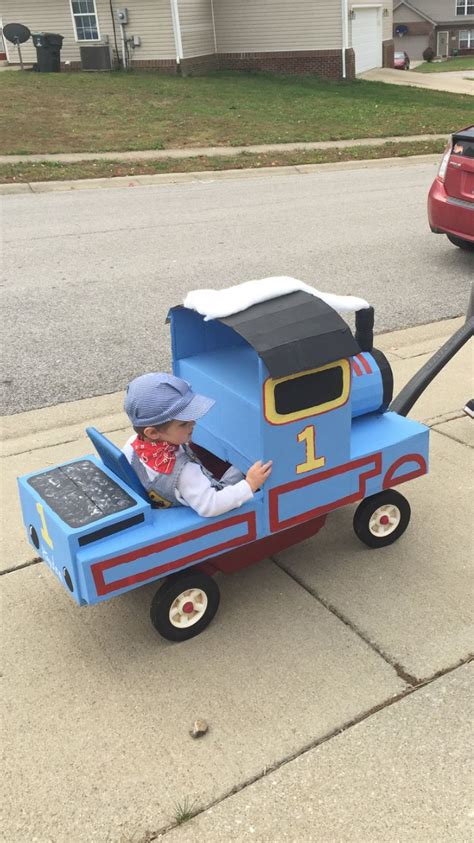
[
  {"xmin": 1, "ymin": 318, "xmax": 473, "ymax": 842},
  {"xmin": 0, "ymin": 151, "xmax": 443, "ymax": 196},
  {"xmin": 0, "ymin": 133, "xmax": 449, "ymax": 165}
]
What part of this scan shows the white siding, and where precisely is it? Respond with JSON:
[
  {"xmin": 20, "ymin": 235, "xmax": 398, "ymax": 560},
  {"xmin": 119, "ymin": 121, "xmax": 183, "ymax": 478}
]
[
  {"xmin": 1, "ymin": 0, "xmax": 80, "ymax": 63},
  {"xmin": 178, "ymin": 0, "xmax": 215, "ymax": 58},
  {"xmin": 114, "ymin": 0, "xmax": 175, "ymax": 60},
  {"xmin": 214, "ymin": 0, "xmax": 342, "ymax": 53},
  {"xmin": 0, "ymin": 0, "xmax": 176, "ymax": 64},
  {"xmin": 0, "ymin": 0, "xmax": 394, "ymax": 66}
]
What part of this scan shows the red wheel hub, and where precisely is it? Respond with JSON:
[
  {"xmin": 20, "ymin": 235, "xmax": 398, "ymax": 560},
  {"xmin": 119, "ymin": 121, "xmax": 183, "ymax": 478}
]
[
  {"xmin": 183, "ymin": 601, "xmax": 194, "ymax": 614},
  {"xmin": 379, "ymin": 515, "xmax": 390, "ymax": 525}
]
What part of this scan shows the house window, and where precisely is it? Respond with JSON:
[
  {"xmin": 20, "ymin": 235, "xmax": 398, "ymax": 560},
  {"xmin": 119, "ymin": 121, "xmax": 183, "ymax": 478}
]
[
  {"xmin": 264, "ymin": 360, "xmax": 351, "ymax": 425},
  {"xmin": 456, "ymin": 0, "xmax": 474, "ymax": 15},
  {"xmin": 459, "ymin": 29, "xmax": 474, "ymax": 45},
  {"xmin": 71, "ymin": 0, "xmax": 100, "ymax": 40}
]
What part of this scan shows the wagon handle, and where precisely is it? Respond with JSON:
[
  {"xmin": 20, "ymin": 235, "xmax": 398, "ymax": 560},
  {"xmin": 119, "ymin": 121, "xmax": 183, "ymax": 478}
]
[{"xmin": 390, "ymin": 285, "xmax": 474, "ymax": 418}]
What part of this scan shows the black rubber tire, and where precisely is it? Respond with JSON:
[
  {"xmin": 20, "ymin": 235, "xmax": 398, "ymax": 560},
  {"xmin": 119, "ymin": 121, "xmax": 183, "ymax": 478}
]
[
  {"xmin": 150, "ymin": 571, "xmax": 220, "ymax": 642},
  {"xmin": 353, "ymin": 489, "xmax": 411, "ymax": 549},
  {"xmin": 446, "ymin": 234, "xmax": 474, "ymax": 253}
]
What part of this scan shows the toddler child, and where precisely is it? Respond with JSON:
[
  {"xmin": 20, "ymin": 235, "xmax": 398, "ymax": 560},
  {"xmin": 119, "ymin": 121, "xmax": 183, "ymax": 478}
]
[{"xmin": 123, "ymin": 372, "xmax": 272, "ymax": 517}]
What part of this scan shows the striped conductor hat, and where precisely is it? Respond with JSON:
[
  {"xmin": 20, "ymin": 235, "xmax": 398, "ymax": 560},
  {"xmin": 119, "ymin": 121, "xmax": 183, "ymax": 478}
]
[{"xmin": 124, "ymin": 372, "xmax": 215, "ymax": 428}]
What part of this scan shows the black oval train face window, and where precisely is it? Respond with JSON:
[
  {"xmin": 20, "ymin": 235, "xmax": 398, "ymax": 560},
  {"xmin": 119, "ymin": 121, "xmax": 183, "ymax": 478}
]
[{"xmin": 274, "ymin": 367, "xmax": 344, "ymax": 415}]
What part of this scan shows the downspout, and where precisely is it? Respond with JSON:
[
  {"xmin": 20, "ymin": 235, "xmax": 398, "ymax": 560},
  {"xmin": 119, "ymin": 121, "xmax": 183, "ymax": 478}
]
[
  {"xmin": 109, "ymin": 0, "xmax": 120, "ymax": 68},
  {"xmin": 210, "ymin": 0, "xmax": 217, "ymax": 55},
  {"xmin": 341, "ymin": 0, "xmax": 349, "ymax": 78},
  {"xmin": 170, "ymin": 0, "xmax": 183, "ymax": 67}
]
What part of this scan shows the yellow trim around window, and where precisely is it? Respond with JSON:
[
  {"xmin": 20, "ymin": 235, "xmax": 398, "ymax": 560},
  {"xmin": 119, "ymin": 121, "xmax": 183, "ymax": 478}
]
[{"xmin": 263, "ymin": 359, "xmax": 350, "ymax": 425}]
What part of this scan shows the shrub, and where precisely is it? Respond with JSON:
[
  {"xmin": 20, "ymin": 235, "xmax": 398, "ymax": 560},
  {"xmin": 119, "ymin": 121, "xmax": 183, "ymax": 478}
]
[{"xmin": 423, "ymin": 47, "xmax": 435, "ymax": 62}]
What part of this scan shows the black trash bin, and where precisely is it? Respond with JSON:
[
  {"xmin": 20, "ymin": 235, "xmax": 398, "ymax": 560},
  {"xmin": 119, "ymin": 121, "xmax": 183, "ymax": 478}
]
[{"xmin": 32, "ymin": 32, "xmax": 63, "ymax": 72}]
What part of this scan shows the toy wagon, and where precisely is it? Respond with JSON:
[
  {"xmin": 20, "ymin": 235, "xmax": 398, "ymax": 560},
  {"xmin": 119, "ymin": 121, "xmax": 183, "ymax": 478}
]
[{"xmin": 17, "ymin": 281, "xmax": 473, "ymax": 641}]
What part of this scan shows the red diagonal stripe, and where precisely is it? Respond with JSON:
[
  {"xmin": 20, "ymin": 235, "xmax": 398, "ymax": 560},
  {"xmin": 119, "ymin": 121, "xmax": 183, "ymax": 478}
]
[
  {"xmin": 352, "ymin": 358, "xmax": 363, "ymax": 376},
  {"xmin": 357, "ymin": 354, "xmax": 372, "ymax": 374}
]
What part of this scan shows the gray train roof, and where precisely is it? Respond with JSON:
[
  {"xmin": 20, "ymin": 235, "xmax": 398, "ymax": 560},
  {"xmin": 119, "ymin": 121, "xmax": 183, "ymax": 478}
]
[{"xmin": 207, "ymin": 291, "xmax": 361, "ymax": 378}]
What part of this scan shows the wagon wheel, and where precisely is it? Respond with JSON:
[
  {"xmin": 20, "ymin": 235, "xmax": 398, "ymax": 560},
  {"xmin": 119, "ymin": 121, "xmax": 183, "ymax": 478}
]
[
  {"xmin": 353, "ymin": 489, "xmax": 411, "ymax": 549},
  {"xmin": 150, "ymin": 571, "xmax": 220, "ymax": 642}
]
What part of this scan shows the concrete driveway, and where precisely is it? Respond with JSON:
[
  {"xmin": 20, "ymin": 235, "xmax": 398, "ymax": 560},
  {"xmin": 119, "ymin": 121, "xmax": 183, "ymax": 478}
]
[{"xmin": 359, "ymin": 66, "xmax": 474, "ymax": 95}]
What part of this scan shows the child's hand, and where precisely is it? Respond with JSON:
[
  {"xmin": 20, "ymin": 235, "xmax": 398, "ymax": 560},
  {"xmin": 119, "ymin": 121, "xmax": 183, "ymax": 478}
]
[{"xmin": 246, "ymin": 460, "xmax": 273, "ymax": 492}]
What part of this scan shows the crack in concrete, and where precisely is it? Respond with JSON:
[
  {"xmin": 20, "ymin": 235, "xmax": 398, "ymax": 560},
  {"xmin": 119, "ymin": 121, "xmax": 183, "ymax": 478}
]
[
  {"xmin": 3, "ymin": 435, "xmax": 83, "ymax": 458},
  {"xmin": 152, "ymin": 656, "xmax": 472, "ymax": 840},
  {"xmin": 0, "ymin": 557, "xmax": 42, "ymax": 576},
  {"xmin": 431, "ymin": 423, "xmax": 473, "ymax": 449},
  {"xmin": 2, "ymin": 426, "xmax": 129, "ymax": 458},
  {"xmin": 1, "ymin": 534, "xmax": 471, "ymax": 839},
  {"xmin": 425, "ymin": 410, "xmax": 465, "ymax": 426},
  {"xmin": 272, "ymin": 556, "xmax": 420, "ymax": 685}
]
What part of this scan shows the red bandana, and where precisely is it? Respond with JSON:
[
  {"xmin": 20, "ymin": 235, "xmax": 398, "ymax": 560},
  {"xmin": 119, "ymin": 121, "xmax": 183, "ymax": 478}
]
[{"xmin": 131, "ymin": 436, "xmax": 178, "ymax": 475}]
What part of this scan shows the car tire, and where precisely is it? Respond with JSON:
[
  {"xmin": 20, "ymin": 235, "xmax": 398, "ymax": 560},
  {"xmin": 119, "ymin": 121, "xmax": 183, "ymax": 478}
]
[
  {"xmin": 446, "ymin": 234, "xmax": 474, "ymax": 253},
  {"xmin": 150, "ymin": 571, "xmax": 220, "ymax": 641},
  {"xmin": 353, "ymin": 490, "xmax": 411, "ymax": 549}
]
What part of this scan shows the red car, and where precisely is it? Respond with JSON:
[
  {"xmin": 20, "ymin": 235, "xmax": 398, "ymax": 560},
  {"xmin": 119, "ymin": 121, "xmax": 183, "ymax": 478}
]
[
  {"xmin": 394, "ymin": 51, "xmax": 410, "ymax": 70},
  {"xmin": 428, "ymin": 126, "xmax": 474, "ymax": 252}
]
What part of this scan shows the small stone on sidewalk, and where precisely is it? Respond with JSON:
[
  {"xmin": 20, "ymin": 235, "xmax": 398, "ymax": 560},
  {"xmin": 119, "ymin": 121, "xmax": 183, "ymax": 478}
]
[{"xmin": 190, "ymin": 719, "xmax": 208, "ymax": 738}]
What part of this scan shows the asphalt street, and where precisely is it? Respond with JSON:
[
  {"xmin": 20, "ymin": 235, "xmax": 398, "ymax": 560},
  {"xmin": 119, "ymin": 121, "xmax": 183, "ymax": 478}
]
[{"xmin": 1, "ymin": 158, "xmax": 472, "ymax": 415}]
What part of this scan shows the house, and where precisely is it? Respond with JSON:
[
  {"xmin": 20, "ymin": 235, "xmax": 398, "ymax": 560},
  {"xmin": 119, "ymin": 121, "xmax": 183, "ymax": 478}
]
[
  {"xmin": 393, "ymin": 0, "xmax": 474, "ymax": 59},
  {"xmin": 0, "ymin": 0, "xmax": 394, "ymax": 80}
]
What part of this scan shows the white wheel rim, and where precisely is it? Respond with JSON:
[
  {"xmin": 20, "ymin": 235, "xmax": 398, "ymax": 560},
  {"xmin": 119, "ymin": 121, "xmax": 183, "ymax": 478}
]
[
  {"xmin": 369, "ymin": 504, "xmax": 401, "ymax": 538},
  {"xmin": 169, "ymin": 588, "xmax": 208, "ymax": 629}
]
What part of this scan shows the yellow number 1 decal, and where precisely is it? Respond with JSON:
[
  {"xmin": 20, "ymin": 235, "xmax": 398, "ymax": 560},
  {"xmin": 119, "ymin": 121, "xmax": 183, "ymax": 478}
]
[
  {"xmin": 296, "ymin": 424, "xmax": 326, "ymax": 475},
  {"xmin": 36, "ymin": 502, "xmax": 54, "ymax": 549}
]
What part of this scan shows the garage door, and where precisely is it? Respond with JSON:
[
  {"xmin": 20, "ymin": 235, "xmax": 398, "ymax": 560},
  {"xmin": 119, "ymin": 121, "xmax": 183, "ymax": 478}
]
[
  {"xmin": 394, "ymin": 35, "xmax": 428, "ymax": 60},
  {"xmin": 352, "ymin": 7, "xmax": 382, "ymax": 74}
]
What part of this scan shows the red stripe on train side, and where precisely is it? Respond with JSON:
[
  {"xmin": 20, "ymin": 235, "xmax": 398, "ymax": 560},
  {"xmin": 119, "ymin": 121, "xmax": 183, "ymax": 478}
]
[
  {"xmin": 383, "ymin": 454, "xmax": 427, "ymax": 489},
  {"xmin": 91, "ymin": 511, "xmax": 257, "ymax": 596},
  {"xmin": 269, "ymin": 453, "xmax": 382, "ymax": 532}
]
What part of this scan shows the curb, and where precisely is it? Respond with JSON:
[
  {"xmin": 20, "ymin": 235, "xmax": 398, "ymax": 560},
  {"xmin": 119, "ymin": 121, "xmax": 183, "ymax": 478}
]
[
  {"xmin": 0, "ymin": 152, "xmax": 442, "ymax": 195},
  {"xmin": 0, "ymin": 316, "xmax": 464, "ymax": 442}
]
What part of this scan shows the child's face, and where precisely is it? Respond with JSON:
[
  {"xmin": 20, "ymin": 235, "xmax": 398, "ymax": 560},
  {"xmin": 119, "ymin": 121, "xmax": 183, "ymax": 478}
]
[{"xmin": 146, "ymin": 419, "xmax": 195, "ymax": 446}]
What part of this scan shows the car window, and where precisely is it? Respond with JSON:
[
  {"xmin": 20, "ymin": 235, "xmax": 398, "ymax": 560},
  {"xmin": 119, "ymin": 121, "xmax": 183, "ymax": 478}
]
[{"xmin": 453, "ymin": 140, "xmax": 474, "ymax": 159}]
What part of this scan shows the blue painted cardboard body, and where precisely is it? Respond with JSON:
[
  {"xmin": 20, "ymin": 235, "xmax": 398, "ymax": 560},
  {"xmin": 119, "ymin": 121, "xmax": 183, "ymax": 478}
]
[{"xmin": 17, "ymin": 305, "xmax": 429, "ymax": 609}]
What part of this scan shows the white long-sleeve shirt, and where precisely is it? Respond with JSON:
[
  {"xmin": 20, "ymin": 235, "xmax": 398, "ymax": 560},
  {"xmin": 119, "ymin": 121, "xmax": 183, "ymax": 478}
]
[{"xmin": 175, "ymin": 461, "xmax": 253, "ymax": 517}]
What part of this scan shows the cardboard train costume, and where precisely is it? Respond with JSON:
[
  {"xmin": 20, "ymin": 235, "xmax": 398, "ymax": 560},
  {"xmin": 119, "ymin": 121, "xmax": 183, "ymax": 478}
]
[{"xmin": 17, "ymin": 278, "xmax": 474, "ymax": 641}]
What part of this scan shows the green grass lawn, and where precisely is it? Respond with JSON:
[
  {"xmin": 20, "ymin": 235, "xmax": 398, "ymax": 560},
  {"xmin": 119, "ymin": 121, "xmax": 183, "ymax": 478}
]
[
  {"xmin": 0, "ymin": 70, "xmax": 472, "ymax": 155},
  {"xmin": 414, "ymin": 56, "xmax": 474, "ymax": 73}
]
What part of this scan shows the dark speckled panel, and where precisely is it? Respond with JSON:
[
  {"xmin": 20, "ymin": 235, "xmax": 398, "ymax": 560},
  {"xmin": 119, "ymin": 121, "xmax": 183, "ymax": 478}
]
[{"xmin": 28, "ymin": 460, "xmax": 137, "ymax": 528}]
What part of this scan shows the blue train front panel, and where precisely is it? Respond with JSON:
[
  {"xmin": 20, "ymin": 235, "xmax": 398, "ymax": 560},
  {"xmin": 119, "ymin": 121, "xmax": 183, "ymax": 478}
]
[{"xmin": 259, "ymin": 354, "xmax": 429, "ymax": 532}]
